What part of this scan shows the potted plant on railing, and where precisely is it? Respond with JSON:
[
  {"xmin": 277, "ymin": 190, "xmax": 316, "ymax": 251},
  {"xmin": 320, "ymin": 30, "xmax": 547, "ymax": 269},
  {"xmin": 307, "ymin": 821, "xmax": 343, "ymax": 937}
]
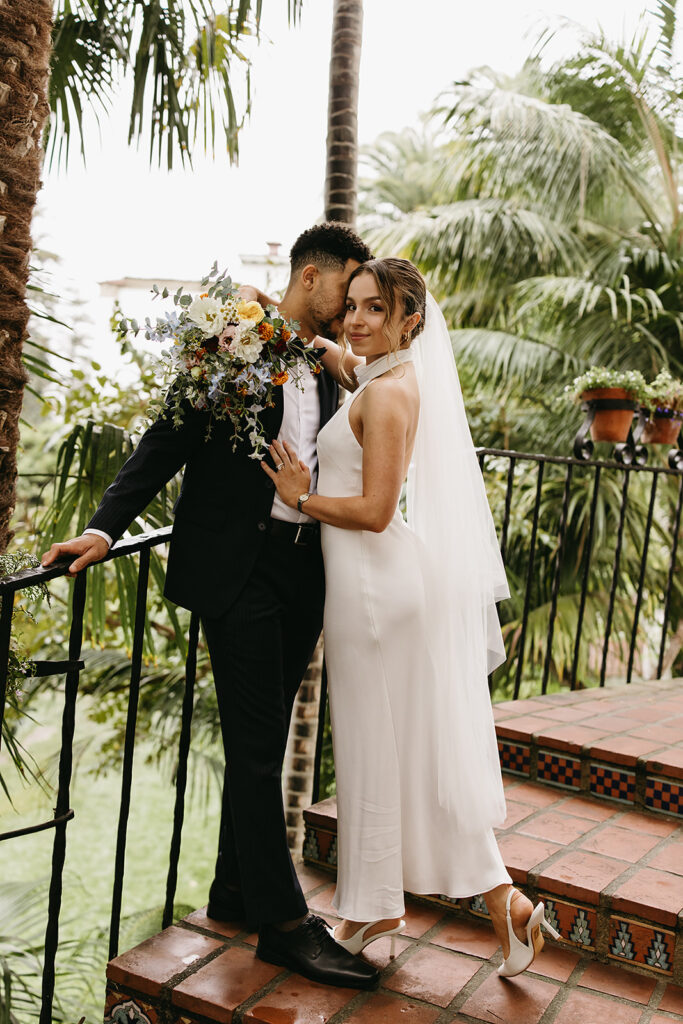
[
  {"xmin": 641, "ymin": 369, "xmax": 683, "ymax": 445},
  {"xmin": 564, "ymin": 367, "xmax": 647, "ymax": 443}
]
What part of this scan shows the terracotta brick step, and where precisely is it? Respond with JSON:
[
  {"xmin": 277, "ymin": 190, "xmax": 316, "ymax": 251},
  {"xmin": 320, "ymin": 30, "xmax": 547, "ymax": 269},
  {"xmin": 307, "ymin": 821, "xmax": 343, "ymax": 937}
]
[
  {"xmin": 302, "ymin": 782, "xmax": 683, "ymax": 985},
  {"xmin": 104, "ymin": 863, "xmax": 683, "ymax": 1024},
  {"xmin": 494, "ymin": 678, "xmax": 683, "ymax": 818}
]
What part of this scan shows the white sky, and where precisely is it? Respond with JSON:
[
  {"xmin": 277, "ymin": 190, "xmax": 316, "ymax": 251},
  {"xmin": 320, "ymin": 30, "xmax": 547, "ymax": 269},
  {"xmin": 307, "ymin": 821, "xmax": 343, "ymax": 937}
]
[{"xmin": 35, "ymin": 0, "xmax": 661, "ymax": 355}]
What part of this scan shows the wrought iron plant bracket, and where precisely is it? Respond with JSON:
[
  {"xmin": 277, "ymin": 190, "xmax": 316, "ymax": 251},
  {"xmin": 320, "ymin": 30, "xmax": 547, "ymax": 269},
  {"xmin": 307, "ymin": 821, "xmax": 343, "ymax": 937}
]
[
  {"xmin": 668, "ymin": 433, "xmax": 683, "ymax": 471},
  {"xmin": 573, "ymin": 398, "xmax": 647, "ymax": 465}
]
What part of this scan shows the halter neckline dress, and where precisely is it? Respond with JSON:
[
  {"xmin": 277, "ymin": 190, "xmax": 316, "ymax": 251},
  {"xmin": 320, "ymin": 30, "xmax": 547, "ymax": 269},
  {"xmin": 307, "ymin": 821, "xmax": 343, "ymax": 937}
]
[{"xmin": 316, "ymin": 350, "xmax": 510, "ymax": 920}]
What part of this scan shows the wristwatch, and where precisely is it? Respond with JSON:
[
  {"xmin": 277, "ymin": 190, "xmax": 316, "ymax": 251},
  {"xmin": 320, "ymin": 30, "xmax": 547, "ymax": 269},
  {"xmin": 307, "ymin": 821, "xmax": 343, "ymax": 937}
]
[{"xmin": 297, "ymin": 492, "xmax": 311, "ymax": 513}]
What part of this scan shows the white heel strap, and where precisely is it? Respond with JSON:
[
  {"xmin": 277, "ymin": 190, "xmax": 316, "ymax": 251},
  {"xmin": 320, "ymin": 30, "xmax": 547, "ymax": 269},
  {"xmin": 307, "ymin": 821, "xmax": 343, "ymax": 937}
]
[{"xmin": 505, "ymin": 887, "xmax": 520, "ymax": 920}]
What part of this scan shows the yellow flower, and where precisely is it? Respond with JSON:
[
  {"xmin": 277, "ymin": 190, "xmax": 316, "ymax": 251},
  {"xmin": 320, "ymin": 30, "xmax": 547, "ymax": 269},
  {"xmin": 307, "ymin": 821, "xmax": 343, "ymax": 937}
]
[
  {"xmin": 237, "ymin": 300, "xmax": 266, "ymax": 324},
  {"xmin": 271, "ymin": 371, "xmax": 289, "ymax": 386}
]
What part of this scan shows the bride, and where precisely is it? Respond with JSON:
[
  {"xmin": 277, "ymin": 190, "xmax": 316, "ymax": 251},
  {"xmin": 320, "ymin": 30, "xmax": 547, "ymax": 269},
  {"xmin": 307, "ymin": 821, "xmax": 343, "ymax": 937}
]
[{"xmin": 262, "ymin": 257, "xmax": 558, "ymax": 978}]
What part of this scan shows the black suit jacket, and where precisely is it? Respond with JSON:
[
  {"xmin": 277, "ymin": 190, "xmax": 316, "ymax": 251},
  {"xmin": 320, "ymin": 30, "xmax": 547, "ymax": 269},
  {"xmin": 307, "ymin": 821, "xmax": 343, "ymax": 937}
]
[{"xmin": 87, "ymin": 369, "xmax": 339, "ymax": 619}]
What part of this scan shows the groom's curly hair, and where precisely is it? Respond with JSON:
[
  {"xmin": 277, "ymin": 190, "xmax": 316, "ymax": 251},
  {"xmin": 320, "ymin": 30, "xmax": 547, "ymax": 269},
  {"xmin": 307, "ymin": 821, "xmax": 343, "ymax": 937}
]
[{"xmin": 290, "ymin": 222, "xmax": 372, "ymax": 274}]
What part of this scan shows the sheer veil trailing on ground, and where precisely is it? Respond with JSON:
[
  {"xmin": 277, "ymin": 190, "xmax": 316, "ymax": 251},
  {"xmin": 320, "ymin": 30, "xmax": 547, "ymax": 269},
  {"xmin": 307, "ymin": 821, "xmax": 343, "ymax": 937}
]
[{"xmin": 407, "ymin": 293, "xmax": 510, "ymax": 832}]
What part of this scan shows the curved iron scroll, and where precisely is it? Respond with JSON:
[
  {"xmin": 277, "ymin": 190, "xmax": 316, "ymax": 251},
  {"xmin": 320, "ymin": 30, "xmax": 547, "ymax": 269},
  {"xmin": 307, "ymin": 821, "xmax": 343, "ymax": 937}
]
[{"xmin": 573, "ymin": 398, "xmax": 647, "ymax": 465}]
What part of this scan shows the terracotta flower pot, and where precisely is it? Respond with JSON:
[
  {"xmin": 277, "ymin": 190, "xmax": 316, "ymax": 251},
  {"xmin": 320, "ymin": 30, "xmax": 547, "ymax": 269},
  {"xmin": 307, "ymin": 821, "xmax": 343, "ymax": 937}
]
[
  {"xmin": 581, "ymin": 388, "xmax": 636, "ymax": 443},
  {"xmin": 642, "ymin": 413, "xmax": 683, "ymax": 446}
]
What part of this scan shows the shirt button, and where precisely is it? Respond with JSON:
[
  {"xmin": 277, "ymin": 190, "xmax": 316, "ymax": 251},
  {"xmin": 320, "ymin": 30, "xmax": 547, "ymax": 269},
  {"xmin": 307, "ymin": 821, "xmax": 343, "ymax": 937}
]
[{"xmin": 257, "ymin": 521, "xmax": 267, "ymax": 532}]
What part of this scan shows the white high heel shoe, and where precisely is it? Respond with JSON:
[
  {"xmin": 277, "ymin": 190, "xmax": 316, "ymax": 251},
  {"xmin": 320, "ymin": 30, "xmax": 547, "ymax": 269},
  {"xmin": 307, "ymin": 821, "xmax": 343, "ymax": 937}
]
[
  {"xmin": 333, "ymin": 918, "xmax": 406, "ymax": 958},
  {"xmin": 497, "ymin": 889, "xmax": 560, "ymax": 978}
]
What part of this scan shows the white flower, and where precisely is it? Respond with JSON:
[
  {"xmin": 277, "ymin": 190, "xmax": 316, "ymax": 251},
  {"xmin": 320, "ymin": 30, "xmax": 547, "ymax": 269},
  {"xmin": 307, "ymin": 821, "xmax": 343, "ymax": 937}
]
[
  {"xmin": 187, "ymin": 296, "xmax": 226, "ymax": 337},
  {"xmin": 229, "ymin": 335, "xmax": 264, "ymax": 364},
  {"xmin": 221, "ymin": 297, "xmax": 240, "ymax": 323}
]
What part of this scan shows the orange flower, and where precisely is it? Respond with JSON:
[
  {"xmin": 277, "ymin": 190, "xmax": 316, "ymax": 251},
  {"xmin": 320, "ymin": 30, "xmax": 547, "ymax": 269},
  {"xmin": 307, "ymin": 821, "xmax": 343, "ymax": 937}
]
[
  {"xmin": 312, "ymin": 363, "xmax": 322, "ymax": 375},
  {"xmin": 258, "ymin": 321, "xmax": 274, "ymax": 341},
  {"xmin": 200, "ymin": 292, "xmax": 209, "ymax": 298},
  {"xmin": 238, "ymin": 384, "xmax": 249, "ymax": 396},
  {"xmin": 280, "ymin": 327, "xmax": 291, "ymax": 342},
  {"xmin": 272, "ymin": 371, "xmax": 289, "ymax": 386}
]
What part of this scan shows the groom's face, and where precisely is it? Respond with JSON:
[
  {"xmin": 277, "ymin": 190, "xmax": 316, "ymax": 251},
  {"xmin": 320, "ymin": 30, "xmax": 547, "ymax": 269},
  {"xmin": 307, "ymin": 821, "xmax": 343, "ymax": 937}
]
[{"xmin": 308, "ymin": 258, "xmax": 362, "ymax": 338}]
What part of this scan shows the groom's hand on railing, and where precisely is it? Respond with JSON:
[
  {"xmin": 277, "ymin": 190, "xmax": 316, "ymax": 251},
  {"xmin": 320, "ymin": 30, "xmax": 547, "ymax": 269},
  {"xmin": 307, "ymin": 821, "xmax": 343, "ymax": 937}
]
[{"xmin": 41, "ymin": 534, "xmax": 110, "ymax": 577}]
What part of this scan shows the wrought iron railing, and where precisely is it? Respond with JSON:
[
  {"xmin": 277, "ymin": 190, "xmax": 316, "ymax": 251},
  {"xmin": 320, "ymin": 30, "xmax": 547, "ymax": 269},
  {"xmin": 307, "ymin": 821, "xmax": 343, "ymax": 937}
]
[
  {"xmin": 479, "ymin": 447, "xmax": 682, "ymax": 697},
  {"xmin": 1, "ymin": 446, "xmax": 682, "ymax": 1019}
]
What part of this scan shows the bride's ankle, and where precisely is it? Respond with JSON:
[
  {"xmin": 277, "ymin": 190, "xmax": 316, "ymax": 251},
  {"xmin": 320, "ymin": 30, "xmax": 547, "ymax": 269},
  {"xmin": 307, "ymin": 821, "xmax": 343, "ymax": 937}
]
[
  {"xmin": 485, "ymin": 884, "xmax": 514, "ymax": 916},
  {"xmin": 336, "ymin": 916, "xmax": 403, "ymax": 941}
]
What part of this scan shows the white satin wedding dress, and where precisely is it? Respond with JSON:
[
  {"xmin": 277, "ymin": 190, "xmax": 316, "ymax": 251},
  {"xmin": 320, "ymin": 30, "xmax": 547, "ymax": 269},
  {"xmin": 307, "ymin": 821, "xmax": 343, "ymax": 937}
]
[{"xmin": 317, "ymin": 346, "xmax": 511, "ymax": 922}]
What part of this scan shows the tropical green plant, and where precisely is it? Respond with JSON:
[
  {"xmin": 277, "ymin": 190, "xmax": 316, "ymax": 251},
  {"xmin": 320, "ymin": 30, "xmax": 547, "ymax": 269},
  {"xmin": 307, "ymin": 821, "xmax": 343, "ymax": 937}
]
[
  {"xmin": 360, "ymin": 1, "xmax": 683, "ymax": 456},
  {"xmin": 0, "ymin": 879, "xmax": 101, "ymax": 1022},
  {"xmin": 1, "ymin": 1, "xmax": 305, "ymax": 555},
  {"xmin": 358, "ymin": 1, "xmax": 683, "ymax": 691},
  {"xmin": 0, "ymin": 553, "xmax": 51, "ymax": 798},
  {"xmin": 48, "ymin": 1, "xmax": 304, "ymax": 170}
]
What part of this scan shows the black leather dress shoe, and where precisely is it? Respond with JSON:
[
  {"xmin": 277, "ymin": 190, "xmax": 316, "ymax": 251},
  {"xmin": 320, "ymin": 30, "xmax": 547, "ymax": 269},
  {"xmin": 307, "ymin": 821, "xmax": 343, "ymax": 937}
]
[{"xmin": 256, "ymin": 913, "xmax": 380, "ymax": 990}]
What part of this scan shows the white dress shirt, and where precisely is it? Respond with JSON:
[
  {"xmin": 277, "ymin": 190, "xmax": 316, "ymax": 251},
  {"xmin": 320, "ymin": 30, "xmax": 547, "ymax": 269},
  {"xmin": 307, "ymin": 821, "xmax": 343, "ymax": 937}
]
[
  {"xmin": 270, "ymin": 360, "xmax": 320, "ymax": 524},
  {"xmin": 84, "ymin": 356, "xmax": 321, "ymax": 547}
]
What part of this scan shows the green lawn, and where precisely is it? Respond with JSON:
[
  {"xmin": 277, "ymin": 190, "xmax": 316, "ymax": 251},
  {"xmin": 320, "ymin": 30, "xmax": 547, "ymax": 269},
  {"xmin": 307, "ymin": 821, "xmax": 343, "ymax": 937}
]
[{"xmin": 1, "ymin": 689, "xmax": 223, "ymax": 1021}]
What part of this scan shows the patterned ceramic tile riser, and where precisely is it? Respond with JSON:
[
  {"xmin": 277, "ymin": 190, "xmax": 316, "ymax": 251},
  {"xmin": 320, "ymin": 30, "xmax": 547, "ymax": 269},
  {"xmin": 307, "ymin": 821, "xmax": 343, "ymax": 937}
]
[
  {"xmin": 608, "ymin": 915, "xmax": 677, "ymax": 976},
  {"xmin": 537, "ymin": 750, "xmax": 582, "ymax": 789},
  {"xmin": 104, "ymin": 986, "xmax": 160, "ymax": 1023},
  {"xmin": 590, "ymin": 763, "xmax": 637, "ymax": 803},
  {"xmin": 646, "ymin": 776, "xmax": 683, "ymax": 816},
  {"xmin": 302, "ymin": 824, "xmax": 338, "ymax": 871},
  {"xmin": 498, "ymin": 739, "xmax": 531, "ymax": 776},
  {"xmin": 493, "ymin": 680, "xmax": 683, "ymax": 819},
  {"xmin": 540, "ymin": 896, "xmax": 597, "ymax": 952}
]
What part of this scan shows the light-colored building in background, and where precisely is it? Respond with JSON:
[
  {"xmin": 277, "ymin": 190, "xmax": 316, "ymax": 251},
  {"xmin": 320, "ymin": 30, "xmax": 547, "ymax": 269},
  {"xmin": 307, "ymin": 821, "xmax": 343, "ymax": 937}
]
[{"xmin": 92, "ymin": 242, "xmax": 290, "ymax": 373}]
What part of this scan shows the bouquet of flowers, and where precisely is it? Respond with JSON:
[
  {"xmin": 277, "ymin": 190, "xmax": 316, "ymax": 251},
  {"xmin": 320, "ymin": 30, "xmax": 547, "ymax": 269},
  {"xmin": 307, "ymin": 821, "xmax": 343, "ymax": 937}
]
[{"xmin": 117, "ymin": 263, "xmax": 322, "ymax": 459}]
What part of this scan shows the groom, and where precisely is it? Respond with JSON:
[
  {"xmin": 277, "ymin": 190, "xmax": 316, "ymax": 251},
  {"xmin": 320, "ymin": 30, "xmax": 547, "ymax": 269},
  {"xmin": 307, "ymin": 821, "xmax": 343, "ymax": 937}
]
[{"xmin": 41, "ymin": 223, "xmax": 378, "ymax": 990}]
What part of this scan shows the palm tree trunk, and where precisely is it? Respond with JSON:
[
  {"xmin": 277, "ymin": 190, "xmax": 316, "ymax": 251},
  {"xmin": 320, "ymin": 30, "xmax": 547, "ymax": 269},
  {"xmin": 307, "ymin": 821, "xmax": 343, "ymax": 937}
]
[
  {"xmin": 0, "ymin": 0, "xmax": 53, "ymax": 554},
  {"xmin": 324, "ymin": 0, "xmax": 363, "ymax": 225},
  {"xmin": 284, "ymin": 1, "xmax": 364, "ymax": 854}
]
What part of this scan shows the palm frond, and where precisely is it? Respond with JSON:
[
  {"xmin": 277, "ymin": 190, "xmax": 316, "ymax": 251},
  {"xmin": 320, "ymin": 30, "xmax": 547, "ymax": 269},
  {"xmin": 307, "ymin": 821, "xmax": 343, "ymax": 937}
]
[
  {"xmin": 652, "ymin": 0, "xmax": 678, "ymax": 61},
  {"xmin": 439, "ymin": 81, "xmax": 660, "ymax": 229},
  {"xmin": 48, "ymin": 1, "xmax": 304, "ymax": 169},
  {"xmin": 369, "ymin": 198, "xmax": 586, "ymax": 300}
]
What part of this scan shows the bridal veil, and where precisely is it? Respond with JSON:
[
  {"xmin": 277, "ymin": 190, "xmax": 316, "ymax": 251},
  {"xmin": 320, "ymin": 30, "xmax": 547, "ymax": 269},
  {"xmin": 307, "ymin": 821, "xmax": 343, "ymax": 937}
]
[{"xmin": 407, "ymin": 293, "xmax": 509, "ymax": 832}]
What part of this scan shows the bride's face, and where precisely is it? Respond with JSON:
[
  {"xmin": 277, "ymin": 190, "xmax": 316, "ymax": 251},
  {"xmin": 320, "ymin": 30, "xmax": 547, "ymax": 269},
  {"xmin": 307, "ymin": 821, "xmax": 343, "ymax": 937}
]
[{"xmin": 343, "ymin": 272, "xmax": 404, "ymax": 360}]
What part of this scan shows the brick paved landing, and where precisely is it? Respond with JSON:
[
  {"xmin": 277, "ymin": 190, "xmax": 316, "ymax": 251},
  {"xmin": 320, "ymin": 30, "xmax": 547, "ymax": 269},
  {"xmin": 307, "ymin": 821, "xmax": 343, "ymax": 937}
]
[
  {"xmin": 103, "ymin": 865, "xmax": 683, "ymax": 1024},
  {"xmin": 494, "ymin": 678, "xmax": 683, "ymax": 818},
  {"xmin": 303, "ymin": 784, "xmax": 683, "ymax": 982}
]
